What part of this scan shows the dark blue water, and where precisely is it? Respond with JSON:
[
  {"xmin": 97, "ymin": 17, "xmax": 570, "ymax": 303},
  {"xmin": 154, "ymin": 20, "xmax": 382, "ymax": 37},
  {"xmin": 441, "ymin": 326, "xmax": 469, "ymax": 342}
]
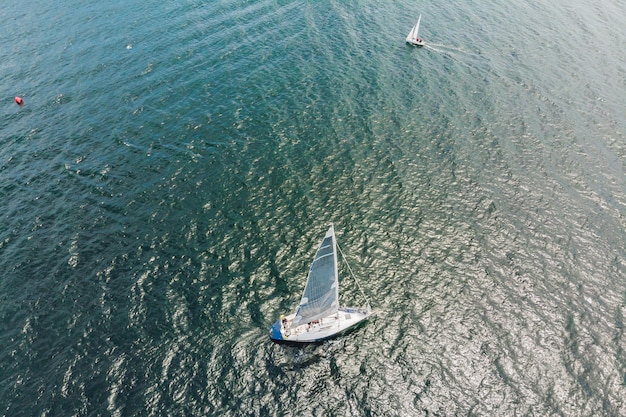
[{"xmin": 1, "ymin": 0, "xmax": 625, "ymax": 415}]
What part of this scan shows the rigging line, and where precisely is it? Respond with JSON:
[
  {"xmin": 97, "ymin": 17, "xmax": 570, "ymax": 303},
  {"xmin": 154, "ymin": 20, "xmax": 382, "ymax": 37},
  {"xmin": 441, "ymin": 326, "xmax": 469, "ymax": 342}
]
[{"xmin": 336, "ymin": 242, "xmax": 371, "ymax": 308}]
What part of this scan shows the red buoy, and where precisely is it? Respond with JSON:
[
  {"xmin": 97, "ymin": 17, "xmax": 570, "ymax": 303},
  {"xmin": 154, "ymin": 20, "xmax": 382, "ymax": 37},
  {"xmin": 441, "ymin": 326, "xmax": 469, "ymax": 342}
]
[{"xmin": 15, "ymin": 96, "xmax": 24, "ymax": 106}]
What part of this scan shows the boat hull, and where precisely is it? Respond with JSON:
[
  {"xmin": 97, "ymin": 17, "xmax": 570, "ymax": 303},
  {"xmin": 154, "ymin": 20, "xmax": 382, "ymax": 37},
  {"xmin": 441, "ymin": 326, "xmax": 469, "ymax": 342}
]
[
  {"xmin": 269, "ymin": 308, "xmax": 371, "ymax": 344},
  {"xmin": 407, "ymin": 39, "xmax": 425, "ymax": 46}
]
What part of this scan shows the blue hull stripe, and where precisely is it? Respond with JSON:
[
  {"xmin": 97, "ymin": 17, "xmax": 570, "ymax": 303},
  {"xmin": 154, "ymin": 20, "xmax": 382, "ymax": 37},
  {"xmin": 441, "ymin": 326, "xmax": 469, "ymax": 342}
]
[{"xmin": 269, "ymin": 320, "xmax": 283, "ymax": 341}]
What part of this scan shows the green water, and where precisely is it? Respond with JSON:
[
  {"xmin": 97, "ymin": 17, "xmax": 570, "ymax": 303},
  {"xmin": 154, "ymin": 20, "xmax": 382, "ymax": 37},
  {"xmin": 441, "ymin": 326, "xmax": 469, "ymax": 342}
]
[{"xmin": 1, "ymin": 0, "xmax": 625, "ymax": 415}]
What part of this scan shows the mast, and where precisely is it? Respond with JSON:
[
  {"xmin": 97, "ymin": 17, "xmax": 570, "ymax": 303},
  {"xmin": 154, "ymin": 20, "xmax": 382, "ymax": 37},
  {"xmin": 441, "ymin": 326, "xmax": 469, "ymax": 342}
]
[{"xmin": 331, "ymin": 224, "xmax": 339, "ymax": 308}]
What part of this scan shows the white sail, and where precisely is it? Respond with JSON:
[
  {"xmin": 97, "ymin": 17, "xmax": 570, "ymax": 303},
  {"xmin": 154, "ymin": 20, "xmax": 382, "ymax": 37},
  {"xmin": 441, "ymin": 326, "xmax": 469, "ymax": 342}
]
[
  {"xmin": 293, "ymin": 225, "xmax": 339, "ymax": 326},
  {"xmin": 406, "ymin": 14, "xmax": 422, "ymax": 43},
  {"xmin": 269, "ymin": 224, "xmax": 371, "ymax": 343}
]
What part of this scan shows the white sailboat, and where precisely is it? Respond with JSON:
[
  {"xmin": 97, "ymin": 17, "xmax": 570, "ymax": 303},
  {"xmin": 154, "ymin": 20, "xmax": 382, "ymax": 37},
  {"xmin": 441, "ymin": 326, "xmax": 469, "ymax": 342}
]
[
  {"xmin": 406, "ymin": 14, "xmax": 425, "ymax": 46},
  {"xmin": 269, "ymin": 224, "xmax": 371, "ymax": 343}
]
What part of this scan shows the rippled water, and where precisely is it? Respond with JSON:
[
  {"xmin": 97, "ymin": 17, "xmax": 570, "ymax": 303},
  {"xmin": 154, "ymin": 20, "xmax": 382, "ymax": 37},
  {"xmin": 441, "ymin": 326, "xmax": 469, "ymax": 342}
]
[{"xmin": 1, "ymin": 0, "xmax": 625, "ymax": 416}]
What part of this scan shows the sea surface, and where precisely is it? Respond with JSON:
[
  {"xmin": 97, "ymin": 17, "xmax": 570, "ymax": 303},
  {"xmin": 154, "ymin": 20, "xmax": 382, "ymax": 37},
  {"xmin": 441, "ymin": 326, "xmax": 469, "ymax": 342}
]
[{"xmin": 1, "ymin": 0, "xmax": 625, "ymax": 416}]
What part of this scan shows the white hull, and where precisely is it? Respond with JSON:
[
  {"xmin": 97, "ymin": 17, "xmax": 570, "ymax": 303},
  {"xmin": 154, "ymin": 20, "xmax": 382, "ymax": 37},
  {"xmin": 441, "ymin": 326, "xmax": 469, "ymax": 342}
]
[
  {"xmin": 407, "ymin": 39, "xmax": 425, "ymax": 46},
  {"xmin": 270, "ymin": 308, "xmax": 371, "ymax": 343}
]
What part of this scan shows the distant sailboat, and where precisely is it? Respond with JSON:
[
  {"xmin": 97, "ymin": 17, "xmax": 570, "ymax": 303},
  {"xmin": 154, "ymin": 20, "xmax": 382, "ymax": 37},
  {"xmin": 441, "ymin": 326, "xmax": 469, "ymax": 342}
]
[
  {"xmin": 269, "ymin": 224, "xmax": 371, "ymax": 343},
  {"xmin": 406, "ymin": 14, "xmax": 425, "ymax": 46}
]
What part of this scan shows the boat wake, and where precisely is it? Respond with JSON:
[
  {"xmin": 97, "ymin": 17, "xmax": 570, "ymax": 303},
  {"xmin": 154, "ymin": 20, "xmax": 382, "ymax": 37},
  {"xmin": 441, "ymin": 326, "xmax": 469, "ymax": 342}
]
[{"xmin": 424, "ymin": 43, "xmax": 468, "ymax": 55}]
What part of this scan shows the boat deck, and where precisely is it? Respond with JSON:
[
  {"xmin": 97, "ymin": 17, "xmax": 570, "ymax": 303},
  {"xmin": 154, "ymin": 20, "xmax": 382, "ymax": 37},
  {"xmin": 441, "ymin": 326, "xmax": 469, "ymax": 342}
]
[{"xmin": 270, "ymin": 307, "xmax": 370, "ymax": 343}]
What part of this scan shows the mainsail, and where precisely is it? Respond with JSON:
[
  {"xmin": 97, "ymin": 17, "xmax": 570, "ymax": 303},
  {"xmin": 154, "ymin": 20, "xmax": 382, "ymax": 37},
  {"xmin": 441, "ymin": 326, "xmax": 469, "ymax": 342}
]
[
  {"xmin": 293, "ymin": 225, "xmax": 339, "ymax": 326},
  {"xmin": 269, "ymin": 223, "xmax": 372, "ymax": 344},
  {"xmin": 406, "ymin": 14, "xmax": 422, "ymax": 43}
]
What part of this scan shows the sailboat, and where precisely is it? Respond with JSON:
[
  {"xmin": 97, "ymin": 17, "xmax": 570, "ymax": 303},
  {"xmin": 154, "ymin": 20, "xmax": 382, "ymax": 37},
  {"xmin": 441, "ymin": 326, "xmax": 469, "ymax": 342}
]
[
  {"xmin": 269, "ymin": 224, "xmax": 371, "ymax": 343},
  {"xmin": 406, "ymin": 14, "xmax": 425, "ymax": 46}
]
